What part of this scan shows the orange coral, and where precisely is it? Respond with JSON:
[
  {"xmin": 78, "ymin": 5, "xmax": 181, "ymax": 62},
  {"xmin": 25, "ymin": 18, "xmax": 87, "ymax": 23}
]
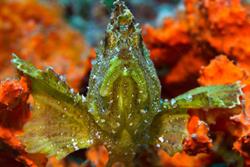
[
  {"xmin": 143, "ymin": 0, "xmax": 250, "ymax": 98},
  {"xmin": 0, "ymin": 127, "xmax": 47, "ymax": 167},
  {"xmin": 0, "ymin": 0, "xmax": 93, "ymax": 90},
  {"xmin": 164, "ymin": 51, "xmax": 206, "ymax": 97},
  {"xmin": 198, "ymin": 55, "xmax": 250, "ymax": 165},
  {"xmin": 185, "ymin": 0, "xmax": 250, "ymax": 75},
  {"xmin": 159, "ymin": 150, "xmax": 211, "ymax": 167},
  {"xmin": 0, "ymin": 77, "xmax": 30, "ymax": 131},
  {"xmin": 233, "ymin": 135, "xmax": 250, "ymax": 166},
  {"xmin": 143, "ymin": 20, "xmax": 213, "ymax": 97},
  {"xmin": 86, "ymin": 145, "xmax": 109, "ymax": 167},
  {"xmin": 199, "ymin": 55, "xmax": 250, "ymax": 121},
  {"xmin": 185, "ymin": 0, "xmax": 250, "ymax": 73},
  {"xmin": 143, "ymin": 18, "xmax": 191, "ymax": 68},
  {"xmin": 0, "ymin": 1, "xmax": 92, "ymax": 166},
  {"xmin": 198, "ymin": 56, "xmax": 247, "ymax": 85},
  {"xmin": 183, "ymin": 116, "xmax": 212, "ymax": 155},
  {"xmin": 0, "ymin": 77, "xmax": 47, "ymax": 166}
]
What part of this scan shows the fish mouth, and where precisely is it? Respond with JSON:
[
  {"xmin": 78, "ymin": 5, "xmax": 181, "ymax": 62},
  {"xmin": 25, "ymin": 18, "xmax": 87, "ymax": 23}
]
[{"xmin": 99, "ymin": 57, "xmax": 148, "ymax": 104}]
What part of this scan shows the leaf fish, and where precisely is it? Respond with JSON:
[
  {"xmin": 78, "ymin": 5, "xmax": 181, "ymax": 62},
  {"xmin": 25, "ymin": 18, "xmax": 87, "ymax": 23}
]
[{"xmin": 11, "ymin": 0, "xmax": 243, "ymax": 166}]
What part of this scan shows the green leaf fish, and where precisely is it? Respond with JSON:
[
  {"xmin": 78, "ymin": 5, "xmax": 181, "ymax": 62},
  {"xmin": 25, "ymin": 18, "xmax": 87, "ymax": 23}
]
[{"xmin": 11, "ymin": 0, "xmax": 243, "ymax": 166}]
